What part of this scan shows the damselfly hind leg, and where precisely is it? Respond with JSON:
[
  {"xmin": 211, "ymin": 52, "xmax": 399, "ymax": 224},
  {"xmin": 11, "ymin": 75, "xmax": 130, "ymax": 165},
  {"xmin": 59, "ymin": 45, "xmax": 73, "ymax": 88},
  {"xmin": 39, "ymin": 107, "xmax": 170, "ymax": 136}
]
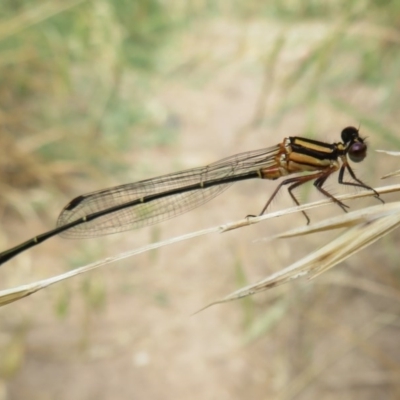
[
  {"xmin": 314, "ymin": 172, "xmax": 350, "ymax": 213},
  {"xmin": 258, "ymin": 174, "xmax": 327, "ymax": 225},
  {"xmin": 258, "ymin": 169, "xmax": 358, "ymax": 225},
  {"xmin": 338, "ymin": 163, "xmax": 384, "ymax": 204}
]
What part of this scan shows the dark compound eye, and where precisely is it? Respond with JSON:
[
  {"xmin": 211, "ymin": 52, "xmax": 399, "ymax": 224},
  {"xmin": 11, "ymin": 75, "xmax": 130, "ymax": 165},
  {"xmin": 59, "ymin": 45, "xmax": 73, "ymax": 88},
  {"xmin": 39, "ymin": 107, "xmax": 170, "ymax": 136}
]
[
  {"xmin": 341, "ymin": 126, "xmax": 359, "ymax": 143},
  {"xmin": 348, "ymin": 141, "xmax": 367, "ymax": 163}
]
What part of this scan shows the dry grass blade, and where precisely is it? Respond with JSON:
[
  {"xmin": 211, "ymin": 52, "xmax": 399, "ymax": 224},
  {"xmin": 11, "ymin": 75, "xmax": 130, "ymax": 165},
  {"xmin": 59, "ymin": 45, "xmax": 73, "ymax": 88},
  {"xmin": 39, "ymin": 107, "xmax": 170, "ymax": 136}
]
[
  {"xmin": 0, "ymin": 284, "xmax": 47, "ymax": 306},
  {"xmin": 198, "ymin": 203, "xmax": 400, "ymax": 313},
  {"xmin": 0, "ymin": 226, "xmax": 221, "ymax": 307},
  {"xmin": 273, "ymin": 202, "xmax": 400, "ymax": 238},
  {"xmin": 376, "ymin": 150, "xmax": 400, "ymax": 156},
  {"xmin": 382, "ymin": 170, "xmax": 400, "ymax": 179},
  {"xmin": 376, "ymin": 149, "xmax": 400, "ymax": 178}
]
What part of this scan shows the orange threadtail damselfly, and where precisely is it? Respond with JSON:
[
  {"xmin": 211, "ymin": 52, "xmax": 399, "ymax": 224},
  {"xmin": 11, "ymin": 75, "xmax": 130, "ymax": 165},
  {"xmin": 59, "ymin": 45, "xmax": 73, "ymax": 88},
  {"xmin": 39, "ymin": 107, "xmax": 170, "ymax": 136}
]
[{"xmin": 0, "ymin": 126, "xmax": 383, "ymax": 266}]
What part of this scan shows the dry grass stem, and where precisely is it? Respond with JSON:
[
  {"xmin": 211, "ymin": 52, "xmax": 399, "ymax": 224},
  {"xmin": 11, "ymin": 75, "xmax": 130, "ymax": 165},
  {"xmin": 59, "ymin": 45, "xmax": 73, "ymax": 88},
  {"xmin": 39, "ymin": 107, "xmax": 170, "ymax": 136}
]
[
  {"xmin": 1, "ymin": 183, "xmax": 400, "ymax": 308},
  {"xmin": 376, "ymin": 149, "xmax": 400, "ymax": 178}
]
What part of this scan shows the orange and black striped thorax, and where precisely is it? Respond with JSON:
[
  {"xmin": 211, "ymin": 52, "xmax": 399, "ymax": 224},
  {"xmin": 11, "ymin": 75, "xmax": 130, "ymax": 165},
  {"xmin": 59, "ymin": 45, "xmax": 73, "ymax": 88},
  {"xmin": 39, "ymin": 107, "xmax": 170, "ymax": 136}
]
[
  {"xmin": 260, "ymin": 126, "xmax": 368, "ymax": 180},
  {"xmin": 289, "ymin": 137, "xmax": 342, "ymax": 160},
  {"xmin": 288, "ymin": 126, "xmax": 367, "ymax": 163}
]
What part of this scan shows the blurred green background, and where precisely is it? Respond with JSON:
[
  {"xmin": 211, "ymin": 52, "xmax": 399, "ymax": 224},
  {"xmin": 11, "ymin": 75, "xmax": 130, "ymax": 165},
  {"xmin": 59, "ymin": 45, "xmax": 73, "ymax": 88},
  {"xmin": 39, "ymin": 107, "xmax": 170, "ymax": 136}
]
[{"xmin": 1, "ymin": 1, "xmax": 400, "ymax": 399}]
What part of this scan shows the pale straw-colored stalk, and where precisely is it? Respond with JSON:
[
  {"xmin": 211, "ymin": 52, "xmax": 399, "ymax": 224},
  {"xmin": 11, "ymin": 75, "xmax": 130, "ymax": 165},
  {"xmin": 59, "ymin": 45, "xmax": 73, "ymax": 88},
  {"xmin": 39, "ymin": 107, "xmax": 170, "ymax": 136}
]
[{"xmin": 1, "ymin": 181, "xmax": 399, "ymax": 309}]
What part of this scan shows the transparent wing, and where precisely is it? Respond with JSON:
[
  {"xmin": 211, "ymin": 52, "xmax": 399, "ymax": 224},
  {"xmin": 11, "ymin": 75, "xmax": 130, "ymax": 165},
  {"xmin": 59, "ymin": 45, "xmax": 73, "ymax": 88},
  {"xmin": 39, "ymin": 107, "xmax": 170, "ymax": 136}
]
[{"xmin": 57, "ymin": 144, "xmax": 280, "ymax": 238}]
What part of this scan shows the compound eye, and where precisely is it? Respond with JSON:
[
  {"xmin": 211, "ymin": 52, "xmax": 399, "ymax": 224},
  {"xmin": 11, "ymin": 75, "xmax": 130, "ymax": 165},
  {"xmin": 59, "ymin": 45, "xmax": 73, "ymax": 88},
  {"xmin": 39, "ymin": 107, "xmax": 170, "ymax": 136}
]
[{"xmin": 349, "ymin": 142, "xmax": 367, "ymax": 163}]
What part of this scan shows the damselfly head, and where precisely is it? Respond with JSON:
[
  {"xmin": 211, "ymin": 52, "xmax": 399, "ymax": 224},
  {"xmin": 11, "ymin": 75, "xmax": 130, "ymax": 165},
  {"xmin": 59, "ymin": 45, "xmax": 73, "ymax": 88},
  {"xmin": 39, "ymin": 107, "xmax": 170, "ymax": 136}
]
[
  {"xmin": 341, "ymin": 126, "xmax": 360, "ymax": 143},
  {"xmin": 341, "ymin": 126, "xmax": 367, "ymax": 163}
]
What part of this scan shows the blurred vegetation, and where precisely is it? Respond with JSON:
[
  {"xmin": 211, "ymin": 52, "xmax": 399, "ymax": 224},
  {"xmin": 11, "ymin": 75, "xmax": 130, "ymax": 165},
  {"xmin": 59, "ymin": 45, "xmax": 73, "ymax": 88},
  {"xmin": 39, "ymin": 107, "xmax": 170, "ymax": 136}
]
[
  {"xmin": 1, "ymin": 0, "xmax": 400, "ymax": 203},
  {"xmin": 0, "ymin": 0, "xmax": 183, "ymax": 212}
]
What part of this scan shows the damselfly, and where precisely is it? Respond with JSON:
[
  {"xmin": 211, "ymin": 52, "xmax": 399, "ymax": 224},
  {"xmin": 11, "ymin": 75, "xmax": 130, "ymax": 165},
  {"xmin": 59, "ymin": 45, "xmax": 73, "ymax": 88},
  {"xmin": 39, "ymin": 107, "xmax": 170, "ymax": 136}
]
[{"xmin": 0, "ymin": 126, "xmax": 383, "ymax": 266}]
